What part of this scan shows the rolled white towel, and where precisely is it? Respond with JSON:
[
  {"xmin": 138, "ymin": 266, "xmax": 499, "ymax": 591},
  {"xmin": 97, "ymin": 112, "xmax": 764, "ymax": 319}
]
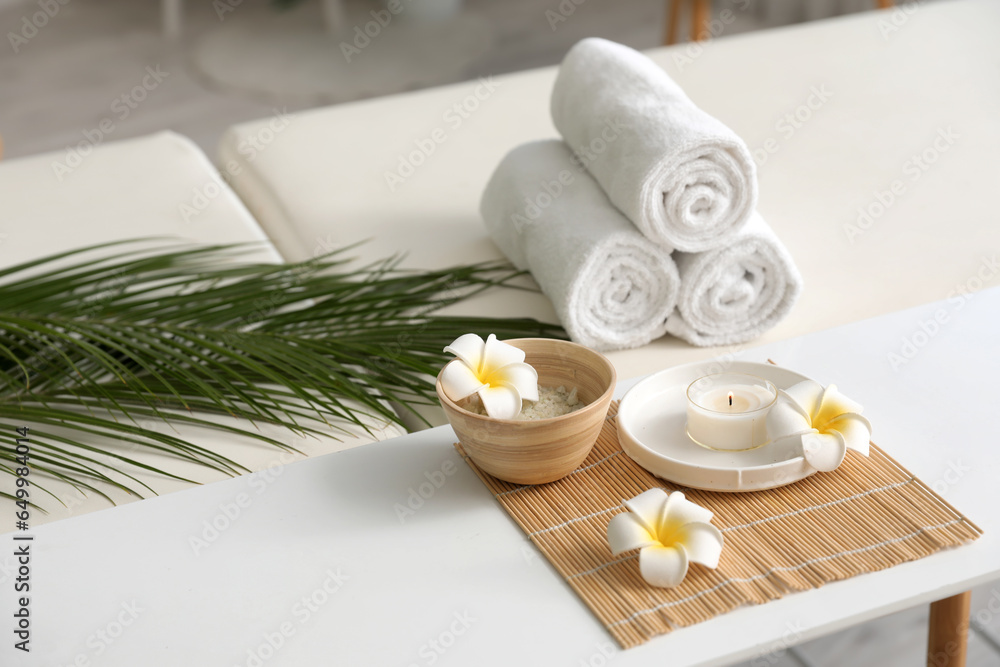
[
  {"xmin": 551, "ymin": 37, "xmax": 757, "ymax": 252},
  {"xmin": 480, "ymin": 140, "xmax": 680, "ymax": 352},
  {"xmin": 665, "ymin": 213, "xmax": 803, "ymax": 347}
]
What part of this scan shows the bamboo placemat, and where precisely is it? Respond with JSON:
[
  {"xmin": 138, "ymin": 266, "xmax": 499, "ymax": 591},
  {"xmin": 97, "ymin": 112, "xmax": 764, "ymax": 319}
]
[{"xmin": 455, "ymin": 401, "xmax": 982, "ymax": 649}]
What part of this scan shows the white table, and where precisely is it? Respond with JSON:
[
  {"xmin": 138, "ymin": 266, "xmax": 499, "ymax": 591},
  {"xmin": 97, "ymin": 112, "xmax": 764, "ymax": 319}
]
[{"xmin": 4, "ymin": 287, "xmax": 997, "ymax": 666}]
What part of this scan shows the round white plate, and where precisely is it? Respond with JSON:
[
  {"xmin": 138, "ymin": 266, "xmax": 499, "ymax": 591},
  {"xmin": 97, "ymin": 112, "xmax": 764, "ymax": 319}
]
[{"xmin": 617, "ymin": 360, "xmax": 814, "ymax": 492}]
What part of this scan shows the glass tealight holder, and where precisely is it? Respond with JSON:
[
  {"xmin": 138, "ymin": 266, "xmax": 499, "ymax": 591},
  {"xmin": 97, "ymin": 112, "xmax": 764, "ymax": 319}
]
[{"xmin": 686, "ymin": 372, "xmax": 778, "ymax": 452}]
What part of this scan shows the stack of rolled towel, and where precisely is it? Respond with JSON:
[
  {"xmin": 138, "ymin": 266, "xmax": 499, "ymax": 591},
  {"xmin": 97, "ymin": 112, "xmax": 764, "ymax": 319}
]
[{"xmin": 480, "ymin": 37, "xmax": 803, "ymax": 351}]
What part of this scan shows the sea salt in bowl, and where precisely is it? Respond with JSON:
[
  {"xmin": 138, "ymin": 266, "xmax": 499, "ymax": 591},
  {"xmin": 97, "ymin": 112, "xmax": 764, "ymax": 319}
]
[{"xmin": 436, "ymin": 338, "xmax": 616, "ymax": 485}]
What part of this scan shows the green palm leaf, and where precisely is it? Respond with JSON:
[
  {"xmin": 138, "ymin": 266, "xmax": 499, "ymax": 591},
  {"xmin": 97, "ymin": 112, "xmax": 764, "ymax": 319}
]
[{"xmin": 0, "ymin": 241, "xmax": 563, "ymax": 510}]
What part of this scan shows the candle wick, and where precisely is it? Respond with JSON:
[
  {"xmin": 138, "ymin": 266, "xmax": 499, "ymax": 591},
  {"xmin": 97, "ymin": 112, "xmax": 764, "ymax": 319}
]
[{"xmin": 728, "ymin": 392, "xmax": 733, "ymax": 407}]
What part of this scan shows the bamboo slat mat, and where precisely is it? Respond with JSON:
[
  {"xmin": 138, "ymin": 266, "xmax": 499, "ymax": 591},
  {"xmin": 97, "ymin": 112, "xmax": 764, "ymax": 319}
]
[{"xmin": 455, "ymin": 401, "xmax": 982, "ymax": 649}]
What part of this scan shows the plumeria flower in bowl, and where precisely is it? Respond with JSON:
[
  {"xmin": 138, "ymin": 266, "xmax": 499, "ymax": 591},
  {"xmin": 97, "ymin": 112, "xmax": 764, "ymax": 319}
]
[
  {"xmin": 766, "ymin": 380, "xmax": 872, "ymax": 473},
  {"xmin": 436, "ymin": 335, "xmax": 616, "ymax": 485},
  {"xmin": 440, "ymin": 333, "xmax": 539, "ymax": 420}
]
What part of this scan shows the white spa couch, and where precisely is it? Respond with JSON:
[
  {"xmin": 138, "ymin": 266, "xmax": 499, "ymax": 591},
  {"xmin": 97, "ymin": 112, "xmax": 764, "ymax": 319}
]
[{"xmin": 219, "ymin": 0, "xmax": 1000, "ymax": 384}]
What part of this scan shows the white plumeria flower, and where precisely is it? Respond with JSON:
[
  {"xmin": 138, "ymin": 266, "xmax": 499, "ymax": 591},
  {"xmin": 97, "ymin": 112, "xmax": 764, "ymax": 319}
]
[
  {"xmin": 766, "ymin": 380, "xmax": 872, "ymax": 473},
  {"xmin": 607, "ymin": 488, "xmax": 724, "ymax": 588},
  {"xmin": 440, "ymin": 333, "xmax": 539, "ymax": 420}
]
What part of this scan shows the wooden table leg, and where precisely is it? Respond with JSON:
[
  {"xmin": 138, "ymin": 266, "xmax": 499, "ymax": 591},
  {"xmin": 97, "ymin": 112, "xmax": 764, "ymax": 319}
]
[
  {"xmin": 927, "ymin": 591, "xmax": 971, "ymax": 667},
  {"xmin": 691, "ymin": 0, "xmax": 709, "ymax": 42},
  {"xmin": 665, "ymin": 0, "xmax": 682, "ymax": 46}
]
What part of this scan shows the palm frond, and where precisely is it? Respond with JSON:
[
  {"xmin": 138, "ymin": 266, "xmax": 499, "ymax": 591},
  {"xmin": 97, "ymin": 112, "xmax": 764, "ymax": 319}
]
[{"xmin": 0, "ymin": 241, "xmax": 564, "ymax": 509}]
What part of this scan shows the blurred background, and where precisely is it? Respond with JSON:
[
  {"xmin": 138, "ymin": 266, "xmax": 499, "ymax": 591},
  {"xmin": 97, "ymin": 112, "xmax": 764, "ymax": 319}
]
[{"xmin": 2, "ymin": 0, "xmax": 917, "ymax": 160}]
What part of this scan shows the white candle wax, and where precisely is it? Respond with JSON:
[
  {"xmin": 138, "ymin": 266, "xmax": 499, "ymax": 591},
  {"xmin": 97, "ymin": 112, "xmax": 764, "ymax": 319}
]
[{"xmin": 686, "ymin": 374, "xmax": 777, "ymax": 451}]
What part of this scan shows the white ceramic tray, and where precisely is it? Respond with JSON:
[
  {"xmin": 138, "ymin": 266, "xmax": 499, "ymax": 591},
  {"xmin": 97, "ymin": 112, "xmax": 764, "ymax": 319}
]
[{"xmin": 617, "ymin": 360, "xmax": 814, "ymax": 492}]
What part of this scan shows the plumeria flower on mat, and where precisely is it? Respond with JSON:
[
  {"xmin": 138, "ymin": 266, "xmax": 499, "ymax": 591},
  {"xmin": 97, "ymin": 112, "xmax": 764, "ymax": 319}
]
[
  {"xmin": 440, "ymin": 333, "xmax": 539, "ymax": 420},
  {"xmin": 766, "ymin": 380, "xmax": 872, "ymax": 473},
  {"xmin": 607, "ymin": 488, "xmax": 723, "ymax": 588}
]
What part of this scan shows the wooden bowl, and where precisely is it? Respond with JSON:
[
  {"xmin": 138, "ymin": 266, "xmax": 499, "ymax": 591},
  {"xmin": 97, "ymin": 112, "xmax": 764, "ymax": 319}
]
[{"xmin": 436, "ymin": 338, "xmax": 616, "ymax": 485}]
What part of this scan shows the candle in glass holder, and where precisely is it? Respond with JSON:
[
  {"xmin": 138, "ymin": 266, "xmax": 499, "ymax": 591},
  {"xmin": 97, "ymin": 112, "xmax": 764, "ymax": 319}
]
[{"xmin": 686, "ymin": 373, "xmax": 777, "ymax": 451}]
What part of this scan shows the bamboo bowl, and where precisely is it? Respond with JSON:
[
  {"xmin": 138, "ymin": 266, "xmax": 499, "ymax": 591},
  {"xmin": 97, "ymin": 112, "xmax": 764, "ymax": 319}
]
[{"xmin": 436, "ymin": 338, "xmax": 616, "ymax": 485}]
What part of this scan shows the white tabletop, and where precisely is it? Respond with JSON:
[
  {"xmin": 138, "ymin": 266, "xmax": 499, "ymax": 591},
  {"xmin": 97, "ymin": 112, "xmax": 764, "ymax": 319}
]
[{"xmin": 4, "ymin": 286, "xmax": 997, "ymax": 666}]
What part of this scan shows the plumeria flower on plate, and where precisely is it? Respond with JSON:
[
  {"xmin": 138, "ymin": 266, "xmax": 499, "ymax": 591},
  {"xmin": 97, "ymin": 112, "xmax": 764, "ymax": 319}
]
[
  {"xmin": 766, "ymin": 380, "xmax": 872, "ymax": 473},
  {"xmin": 440, "ymin": 334, "xmax": 539, "ymax": 420},
  {"xmin": 607, "ymin": 488, "xmax": 723, "ymax": 588}
]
